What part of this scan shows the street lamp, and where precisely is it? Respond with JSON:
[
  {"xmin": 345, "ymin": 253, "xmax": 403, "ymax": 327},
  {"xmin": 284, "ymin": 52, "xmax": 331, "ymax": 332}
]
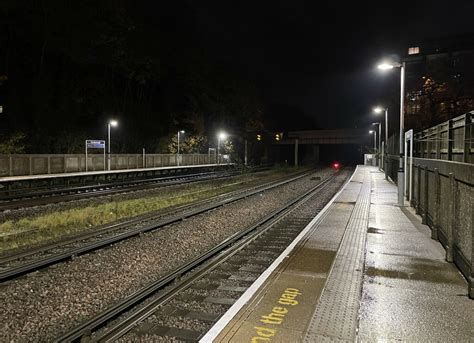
[
  {"xmin": 217, "ymin": 132, "xmax": 228, "ymax": 165},
  {"xmin": 369, "ymin": 130, "xmax": 377, "ymax": 166},
  {"xmin": 177, "ymin": 130, "xmax": 185, "ymax": 166},
  {"xmin": 374, "ymin": 106, "xmax": 389, "ymax": 178},
  {"xmin": 373, "ymin": 106, "xmax": 389, "ymax": 146},
  {"xmin": 377, "ymin": 60, "xmax": 406, "ymax": 205},
  {"xmin": 372, "ymin": 122, "xmax": 382, "ymax": 167},
  {"xmin": 377, "ymin": 62, "xmax": 396, "ymax": 70},
  {"xmin": 107, "ymin": 120, "xmax": 118, "ymax": 171}
]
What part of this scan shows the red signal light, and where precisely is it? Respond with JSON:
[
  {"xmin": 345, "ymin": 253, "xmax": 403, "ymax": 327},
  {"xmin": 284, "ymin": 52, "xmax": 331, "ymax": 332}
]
[{"xmin": 333, "ymin": 162, "xmax": 340, "ymax": 169}]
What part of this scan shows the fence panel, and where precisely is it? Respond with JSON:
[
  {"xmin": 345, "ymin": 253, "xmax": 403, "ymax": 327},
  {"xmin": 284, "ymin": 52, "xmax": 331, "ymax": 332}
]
[
  {"xmin": 409, "ymin": 159, "xmax": 473, "ymax": 297},
  {"xmin": 0, "ymin": 153, "xmax": 215, "ymax": 177}
]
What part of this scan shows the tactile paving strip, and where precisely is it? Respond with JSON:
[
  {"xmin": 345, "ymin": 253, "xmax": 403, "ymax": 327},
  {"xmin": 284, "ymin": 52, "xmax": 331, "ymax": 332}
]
[{"xmin": 303, "ymin": 167, "xmax": 371, "ymax": 342}]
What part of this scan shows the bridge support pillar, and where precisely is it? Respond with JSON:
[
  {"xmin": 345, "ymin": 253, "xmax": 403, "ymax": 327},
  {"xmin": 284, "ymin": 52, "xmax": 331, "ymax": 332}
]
[{"xmin": 294, "ymin": 139, "xmax": 299, "ymax": 167}]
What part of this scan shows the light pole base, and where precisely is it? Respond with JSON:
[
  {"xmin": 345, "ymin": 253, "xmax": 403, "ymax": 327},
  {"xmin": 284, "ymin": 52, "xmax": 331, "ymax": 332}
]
[{"xmin": 397, "ymin": 170, "xmax": 405, "ymax": 206}]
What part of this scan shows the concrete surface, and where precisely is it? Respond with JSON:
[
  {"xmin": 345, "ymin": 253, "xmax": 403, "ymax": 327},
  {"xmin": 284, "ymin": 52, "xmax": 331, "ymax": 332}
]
[
  {"xmin": 206, "ymin": 166, "xmax": 473, "ymax": 343},
  {"xmin": 358, "ymin": 169, "xmax": 473, "ymax": 342}
]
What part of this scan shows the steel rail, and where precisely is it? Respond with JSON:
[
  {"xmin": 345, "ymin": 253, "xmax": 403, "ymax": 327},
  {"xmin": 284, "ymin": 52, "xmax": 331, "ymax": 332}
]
[
  {"xmin": 0, "ymin": 169, "xmax": 295, "ymax": 264},
  {"xmin": 0, "ymin": 171, "xmax": 312, "ymax": 282},
  {"xmin": 55, "ymin": 172, "xmax": 339, "ymax": 342},
  {"xmin": 0, "ymin": 170, "xmax": 241, "ymax": 210}
]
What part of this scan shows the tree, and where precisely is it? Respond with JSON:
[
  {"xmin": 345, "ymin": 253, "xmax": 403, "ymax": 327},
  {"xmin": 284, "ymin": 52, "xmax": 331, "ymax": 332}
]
[
  {"xmin": 0, "ymin": 132, "xmax": 26, "ymax": 154},
  {"xmin": 168, "ymin": 133, "xmax": 208, "ymax": 154},
  {"xmin": 0, "ymin": 2, "xmax": 263, "ymax": 153}
]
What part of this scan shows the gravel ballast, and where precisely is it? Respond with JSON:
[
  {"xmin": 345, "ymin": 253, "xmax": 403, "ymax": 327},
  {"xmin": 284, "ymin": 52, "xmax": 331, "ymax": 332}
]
[
  {"xmin": 0, "ymin": 169, "xmax": 333, "ymax": 342},
  {"xmin": 0, "ymin": 169, "xmax": 306, "ymax": 255},
  {"xmin": 0, "ymin": 169, "xmax": 295, "ymax": 223}
]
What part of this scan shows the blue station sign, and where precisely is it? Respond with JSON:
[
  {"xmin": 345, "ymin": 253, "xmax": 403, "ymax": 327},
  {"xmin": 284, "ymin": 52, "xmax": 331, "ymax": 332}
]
[{"xmin": 86, "ymin": 140, "xmax": 106, "ymax": 149}]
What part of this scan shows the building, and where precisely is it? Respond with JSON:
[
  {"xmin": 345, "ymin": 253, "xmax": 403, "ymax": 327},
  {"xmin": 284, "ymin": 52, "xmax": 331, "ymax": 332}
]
[{"xmin": 404, "ymin": 34, "xmax": 474, "ymax": 131}]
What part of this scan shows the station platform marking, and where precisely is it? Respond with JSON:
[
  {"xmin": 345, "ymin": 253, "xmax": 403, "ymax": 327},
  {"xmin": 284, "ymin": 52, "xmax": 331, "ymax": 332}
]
[
  {"xmin": 303, "ymin": 167, "xmax": 370, "ymax": 341},
  {"xmin": 201, "ymin": 166, "xmax": 367, "ymax": 342}
]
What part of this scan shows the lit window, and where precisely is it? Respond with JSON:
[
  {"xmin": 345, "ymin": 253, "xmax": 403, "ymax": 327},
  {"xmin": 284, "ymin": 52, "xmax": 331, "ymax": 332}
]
[{"xmin": 408, "ymin": 47, "xmax": 420, "ymax": 55}]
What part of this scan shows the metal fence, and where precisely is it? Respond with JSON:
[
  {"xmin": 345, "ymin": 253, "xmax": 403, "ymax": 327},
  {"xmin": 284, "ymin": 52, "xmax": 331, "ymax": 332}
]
[
  {"xmin": 0, "ymin": 153, "xmax": 217, "ymax": 177},
  {"xmin": 383, "ymin": 111, "xmax": 473, "ymax": 298},
  {"xmin": 384, "ymin": 110, "xmax": 473, "ymax": 182},
  {"xmin": 414, "ymin": 111, "xmax": 473, "ymax": 163},
  {"xmin": 409, "ymin": 158, "xmax": 473, "ymax": 298}
]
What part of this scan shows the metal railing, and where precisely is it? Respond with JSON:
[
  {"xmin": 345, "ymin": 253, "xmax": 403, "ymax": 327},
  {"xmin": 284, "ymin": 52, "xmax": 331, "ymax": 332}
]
[
  {"xmin": 383, "ymin": 110, "xmax": 473, "ymax": 298},
  {"xmin": 408, "ymin": 158, "xmax": 473, "ymax": 299},
  {"xmin": 414, "ymin": 111, "xmax": 473, "ymax": 163}
]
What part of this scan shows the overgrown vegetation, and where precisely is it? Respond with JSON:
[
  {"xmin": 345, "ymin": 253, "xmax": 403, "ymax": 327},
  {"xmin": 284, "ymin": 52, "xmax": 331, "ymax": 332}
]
[
  {"xmin": 0, "ymin": 132, "xmax": 27, "ymax": 154},
  {"xmin": 0, "ymin": 2, "xmax": 264, "ymax": 153},
  {"xmin": 0, "ymin": 167, "xmax": 303, "ymax": 252}
]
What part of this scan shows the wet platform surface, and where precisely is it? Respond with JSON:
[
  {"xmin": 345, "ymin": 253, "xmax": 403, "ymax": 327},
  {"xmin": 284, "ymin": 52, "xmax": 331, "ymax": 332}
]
[{"xmin": 201, "ymin": 166, "xmax": 473, "ymax": 342}]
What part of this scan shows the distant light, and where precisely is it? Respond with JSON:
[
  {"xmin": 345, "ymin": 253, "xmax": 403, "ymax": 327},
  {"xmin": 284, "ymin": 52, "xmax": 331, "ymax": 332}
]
[
  {"xmin": 333, "ymin": 162, "xmax": 340, "ymax": 169},
  {"xmin": 109, "ymin": 120, "xmax": 118, "ymax": 127},
  {"xmin": 377, "ymin": 63, "xmax": 394, "ymax": 70},
  {"xmin": 0, "ymin": 105, "xmax": 3, "ymax": 114},
  {"xmin": 218, "ymin": 132, "xmax": 227, "ymax": 140},
  {"xmin": 373, "ymin": 106, "xmax": 383, "ymax": 114},
  {"xmin": 408, "ymin": 47, "xmax": 420, "ymax": 55},
  {"xmin": 369, "ymin": 130, "xmax": 374, "ymax": 134},
  {"xmin": 179, "ymin": 130, "xmax": 185, "ymax": 133},
  {"xmin": 372, "ymin": 122, "xmax": 380, "ymax": 126}
]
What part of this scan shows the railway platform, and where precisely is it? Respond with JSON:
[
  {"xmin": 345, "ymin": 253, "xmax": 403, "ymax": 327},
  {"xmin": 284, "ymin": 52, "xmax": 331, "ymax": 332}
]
[
  {"xmin": 202, "ymin": 166, "xmax": 473, "ymax": 342},
  {"xmin": 0, "ymin": 163, "xmax": 234, "ymax": 196},
  {"xmin": 0, "ymin": 163, "xmax": 232, "ymax": 182}
]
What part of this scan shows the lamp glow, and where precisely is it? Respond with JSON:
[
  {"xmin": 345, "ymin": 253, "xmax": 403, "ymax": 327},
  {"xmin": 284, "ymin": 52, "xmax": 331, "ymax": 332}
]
[
  {"xmin": 109, "ymin": 120, "xmax": 118, "ymax": 127},
  {"xmin": 218, "ymin": 132, "xmax": 227, "ymax": 140},
  {"xmin": 373, "ymin": 107, "xmax": 383, "ymax": 114},
  {"xmin": 377, "ymin": 63, "xmax": 394, "ymax": 70}
]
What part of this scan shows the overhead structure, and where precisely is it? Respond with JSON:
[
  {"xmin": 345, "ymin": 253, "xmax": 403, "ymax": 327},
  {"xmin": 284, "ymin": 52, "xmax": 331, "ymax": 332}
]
[
  {"xmin": 271, "ymin": 128, "xmax": 370, "ymax": 166},
  {"xmin": 275, "ymin": 128, "xmax": 370, "ymax": 145}
]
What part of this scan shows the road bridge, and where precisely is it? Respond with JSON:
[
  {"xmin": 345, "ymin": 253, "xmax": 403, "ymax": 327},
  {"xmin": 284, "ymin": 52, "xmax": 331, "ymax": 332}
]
[{"xmin": 273, "ymin": 128, "xmax": 370, "ymax": 165}]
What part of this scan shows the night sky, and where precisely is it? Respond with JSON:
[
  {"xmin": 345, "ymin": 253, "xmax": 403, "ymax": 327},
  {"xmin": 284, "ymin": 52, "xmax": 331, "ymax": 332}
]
[
  {"xmin": 1, "ymin": 0, "xmax": 473, "ymax": 153},
  {"xmin": 193, "ymin": 0, "xmax": 474, "ymax": 130}
]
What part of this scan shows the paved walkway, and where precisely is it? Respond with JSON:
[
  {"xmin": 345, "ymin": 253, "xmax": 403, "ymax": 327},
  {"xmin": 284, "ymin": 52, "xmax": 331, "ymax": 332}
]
[
  {"xmin": 358, "ymin": 169, "xmax": 473, "ymax": 341},
  {"xmin": 203, "ymin": 166, "xmax": 473, "ymax": 342}
]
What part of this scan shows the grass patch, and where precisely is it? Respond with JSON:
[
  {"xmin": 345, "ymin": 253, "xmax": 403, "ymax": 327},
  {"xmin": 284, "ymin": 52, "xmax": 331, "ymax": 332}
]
[{"xmin": 0, "ymin": 167, "xmax": 306, "ymax": 253}]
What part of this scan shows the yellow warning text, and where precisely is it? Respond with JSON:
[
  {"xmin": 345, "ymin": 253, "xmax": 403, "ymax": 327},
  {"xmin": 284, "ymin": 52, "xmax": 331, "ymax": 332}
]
[{"xmin": 251, "ymin": 288, "xmax": 302, "ymax": 342}]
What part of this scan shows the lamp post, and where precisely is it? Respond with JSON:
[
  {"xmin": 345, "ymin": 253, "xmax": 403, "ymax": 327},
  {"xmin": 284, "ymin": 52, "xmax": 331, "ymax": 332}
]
[
  {"xmin": 107, "ymin": 120, "xmax": 118, "ymax": 171},
  {"xmin": 373, "ymin": 107, "xmax": 388, "ymax": 148},
  {"xmin": 372, "ymin": 122, "xmax": 382, "ymax": 167},
  {"xmin": 374, "ymin": 106, "xmax": 389, "ymax": 178},
  {"xmin": 217, "ymin": 132, "xmax": 227, "ymax": 165},
  {"xmin": 378, "ymin": 61, "xmax": 406, "ymax": 205},
  {"xmin": 177, "ymin": 130, "xmax": 185, "ymax": 166},
  {"xmin": 369, "ymin": 130, "xmax": 377, "ymax": 150},
  {"xmin": 369, "ymin": 130, "xmax": 377, "ymax": 166}
]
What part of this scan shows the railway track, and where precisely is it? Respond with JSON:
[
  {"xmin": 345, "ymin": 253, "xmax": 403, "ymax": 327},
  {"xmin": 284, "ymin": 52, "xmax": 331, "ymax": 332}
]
[
  {"xmin": 0, "ymin": 171, "xmax": 313, "ymax": 282},
  {"xmin": 55, "ymin": 169, "xmax": 351, "ymax": 342},
  {"xmin": 0, "ymin": 169, "xmax": 243, "ymax": 211}
]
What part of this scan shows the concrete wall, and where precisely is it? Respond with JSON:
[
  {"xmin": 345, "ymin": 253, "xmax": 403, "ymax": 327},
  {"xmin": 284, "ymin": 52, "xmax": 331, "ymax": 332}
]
[
  {"xmin": 408, "ymin": 158, "xmax": 473, "ymax": 298},
  {"xmin": 0, "ymin": 153, "xmax": 216, "ymax": 177}
]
